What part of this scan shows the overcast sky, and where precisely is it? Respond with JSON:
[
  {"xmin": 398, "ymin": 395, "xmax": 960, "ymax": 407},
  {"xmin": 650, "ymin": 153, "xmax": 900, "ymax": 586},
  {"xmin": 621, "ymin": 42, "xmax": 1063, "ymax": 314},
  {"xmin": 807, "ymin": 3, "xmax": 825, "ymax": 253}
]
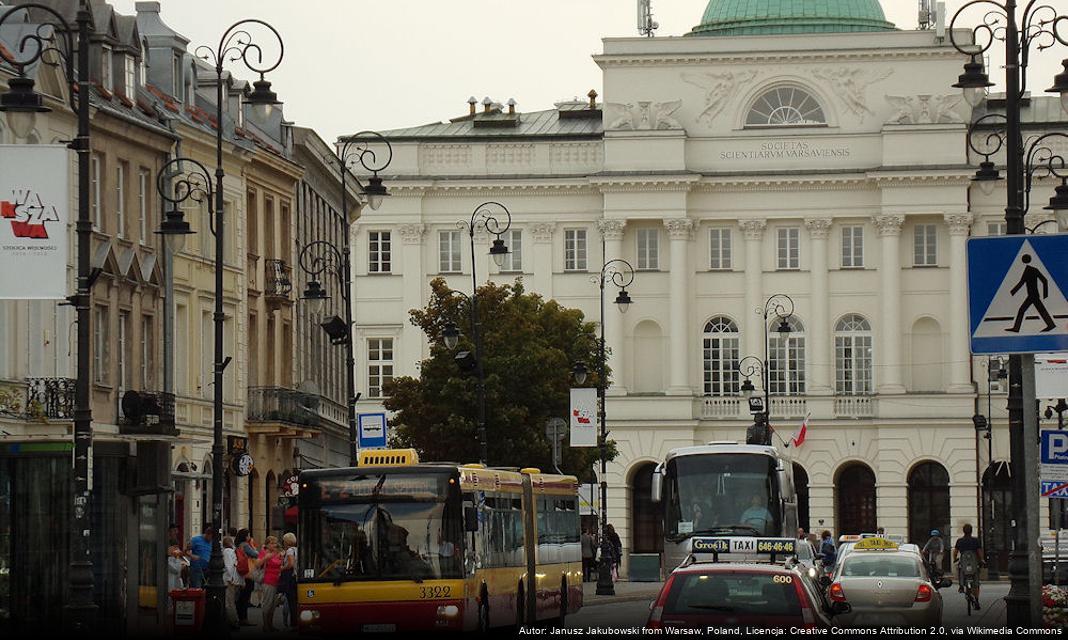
[{"xmin": 107, "ymin": 1, "xmax": 1064, "ymax": 143}]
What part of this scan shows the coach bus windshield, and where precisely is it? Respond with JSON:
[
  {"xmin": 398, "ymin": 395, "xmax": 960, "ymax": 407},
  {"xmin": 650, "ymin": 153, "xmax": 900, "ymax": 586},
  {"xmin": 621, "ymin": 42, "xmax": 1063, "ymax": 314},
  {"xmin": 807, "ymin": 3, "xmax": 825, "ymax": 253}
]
[
  {"xmin": 300, "ymin": 472, "xmax": 464, "ymax": 582},
  {"xmin": 664, "ymin": 454, "xmax": 781, "ymax": 540}
]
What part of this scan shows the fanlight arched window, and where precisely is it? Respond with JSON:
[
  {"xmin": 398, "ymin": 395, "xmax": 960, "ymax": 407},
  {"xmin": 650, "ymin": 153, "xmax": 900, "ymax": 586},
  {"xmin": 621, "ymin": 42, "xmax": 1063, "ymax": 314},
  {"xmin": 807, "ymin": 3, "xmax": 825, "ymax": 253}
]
[
  {"xmin": 703, "ymin": 317, "xmax": 740, "ymax": 396},
  {"xmin": 768, "ymin": 317, "xmax": 805, "ymax": 395},
  {"xmin": 746, "ymin": 86, "xmax": 826, "ymax": 127},
  {"xmin": 835, "ymin": 314, "xmax": 873, "ymax": 395}
]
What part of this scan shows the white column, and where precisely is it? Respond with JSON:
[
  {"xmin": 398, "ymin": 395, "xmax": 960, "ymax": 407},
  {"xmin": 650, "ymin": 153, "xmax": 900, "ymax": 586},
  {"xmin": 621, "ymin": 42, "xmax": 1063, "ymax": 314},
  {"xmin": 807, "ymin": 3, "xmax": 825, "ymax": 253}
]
[
  {"xmin": 399, "ymin": 223, "xmax": 426, "ymax": 374},
  {"xmin": 665, "ymin": 218, "xmax": 695, "ymax": 395},
  {"xmin": 530, "ymin": 222, "xmax": 555, "ymax": 298},
  {"xmin": 598, "ymin": 219, "xmax": 627, "ymax": 395},
  {"xmin": 805, "ymin": 218, "xmax": 833, "ymax": 396},
  {"xmin": 874, "ymin": 215, "xmax": 906, "ymax": 394},
  {"xmin": 945, "ymin": 213, "xmax": 975, "ymax": 393},
  {"xmin": 740, "ymin": 219, "xmax": 767, "ymax": 360}
]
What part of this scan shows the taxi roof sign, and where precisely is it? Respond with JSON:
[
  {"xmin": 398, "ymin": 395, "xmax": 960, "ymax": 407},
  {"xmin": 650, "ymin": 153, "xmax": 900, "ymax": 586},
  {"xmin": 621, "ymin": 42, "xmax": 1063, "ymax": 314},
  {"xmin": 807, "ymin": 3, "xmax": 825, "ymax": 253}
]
[
  {"xmin": 687, "ymin": 537, "xmax": 798, "ymax": 564},
  {"xmin": 854, "ymin": 537, "xmax": 900, "ymax": 551}
]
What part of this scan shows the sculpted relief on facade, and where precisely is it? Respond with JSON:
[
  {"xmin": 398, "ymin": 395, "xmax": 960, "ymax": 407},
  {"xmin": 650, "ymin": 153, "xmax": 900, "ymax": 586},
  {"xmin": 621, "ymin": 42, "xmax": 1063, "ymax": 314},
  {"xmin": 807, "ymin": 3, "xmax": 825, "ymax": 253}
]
[
  {"xmin": 812, "ymin": 67, "xmax": 894, "ymax": 122},
  {"xmin": 605, "ymin": 100, "xmax": 684, "ymax": 131},
  {"xmin": 885, "ymin": 94, "xmax": 965, "ymax": 125},
  {"xmin": 682, "ymin": 70, "xmax": 759, "ymax": 125}
]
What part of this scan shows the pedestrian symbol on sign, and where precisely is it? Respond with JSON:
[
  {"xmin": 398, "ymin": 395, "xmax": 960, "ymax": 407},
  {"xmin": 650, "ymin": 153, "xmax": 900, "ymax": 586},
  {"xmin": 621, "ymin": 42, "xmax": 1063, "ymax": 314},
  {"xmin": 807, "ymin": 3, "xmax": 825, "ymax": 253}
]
[{"xmin": 1006, "ymin": 254, "xmax": 1057, "ymax": 333}]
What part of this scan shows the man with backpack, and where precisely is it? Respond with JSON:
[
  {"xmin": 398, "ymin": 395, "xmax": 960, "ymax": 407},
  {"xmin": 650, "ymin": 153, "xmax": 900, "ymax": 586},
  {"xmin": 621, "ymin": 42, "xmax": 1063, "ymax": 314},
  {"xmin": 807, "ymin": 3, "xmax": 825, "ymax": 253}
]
[
  {"xmin": 953, "ymin": 523, "xmax": 985, "ymax": 608},
  {"xmin": 922, "ymin": 529, "xmax": 945, "ymax": 579},
  {"xmin": 818, "ymin": 530, "xmax": 837, "ymax": 577}
]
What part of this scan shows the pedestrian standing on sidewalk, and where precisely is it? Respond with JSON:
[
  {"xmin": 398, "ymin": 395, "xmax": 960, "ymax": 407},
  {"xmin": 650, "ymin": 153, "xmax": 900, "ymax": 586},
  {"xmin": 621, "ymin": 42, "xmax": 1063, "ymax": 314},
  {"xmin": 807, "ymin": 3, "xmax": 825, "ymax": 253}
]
[
  {"xmin": 235, "ymin": 528, "xmax": 259, "ymax": 626},
  {"xmin": 605, "ymin": 524, "xmax": 623, "ymax": 582},
  {"xmin": 581, "ymin": 528, "xmax": 596, "ymax": 582},
  {"xmin": 260, "ymin": 536, "xmax": 284, "ymax": 632},
  {"xmin": 281, "ymin": 532, "xmax": 299, "ymax": 629},
  {"xmin": 166, "ymin": 545, "xmax": 187, "ymax": 611},
  {"xmin": 222, "ymin": 536, "xmax": 241, "ymax": 629},
  {"xmin": 185, "ymin": 523, "xmax": 214, "ymax": 589}
]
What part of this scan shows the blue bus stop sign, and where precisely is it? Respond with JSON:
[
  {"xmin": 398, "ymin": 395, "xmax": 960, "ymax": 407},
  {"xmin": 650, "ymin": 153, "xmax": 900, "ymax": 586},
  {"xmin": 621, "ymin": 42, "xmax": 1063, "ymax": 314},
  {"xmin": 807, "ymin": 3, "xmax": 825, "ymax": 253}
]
[
  {"xmin": 967, "ymin": 234, "xmax": 1068, "ymax": 354},
  {"xmin": 357, "ymin": 413, "xmax": 388, "ymax": 449}
]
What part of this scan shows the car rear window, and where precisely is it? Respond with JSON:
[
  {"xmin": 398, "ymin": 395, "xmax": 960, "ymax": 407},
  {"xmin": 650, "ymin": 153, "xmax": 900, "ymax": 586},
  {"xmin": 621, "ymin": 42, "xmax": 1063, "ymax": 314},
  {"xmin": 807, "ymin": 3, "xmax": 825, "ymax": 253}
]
[
  {"xmin": 842, "ymin": 556, "xmax": 921, "ymax": 578},
  {"xmin": 665, "ymin": 572, "xmax": 802, "ymax": 617}
]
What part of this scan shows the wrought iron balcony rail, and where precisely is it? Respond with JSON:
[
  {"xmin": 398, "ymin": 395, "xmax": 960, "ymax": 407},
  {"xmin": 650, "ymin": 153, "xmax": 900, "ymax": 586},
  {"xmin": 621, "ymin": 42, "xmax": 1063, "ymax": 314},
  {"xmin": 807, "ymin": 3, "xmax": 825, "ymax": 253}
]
[
  {"xmin": 264, "ymin": 259, "xmax": 293, "ymax": 299},
  {"xmin": 247, "ymin": 386, "xmax": 320, "ymax": 427},
  {"xmin": 26, "ymin": 377, "xmax": 76, "ymax": 421}
]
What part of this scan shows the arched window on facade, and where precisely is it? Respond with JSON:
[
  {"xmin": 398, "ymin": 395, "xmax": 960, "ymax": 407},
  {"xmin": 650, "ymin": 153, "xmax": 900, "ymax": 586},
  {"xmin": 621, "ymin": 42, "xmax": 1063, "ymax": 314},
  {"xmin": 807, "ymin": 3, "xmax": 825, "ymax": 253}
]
[
  {"xmin": 907, "ymin": 461, "xmax": 951, "ymax": 571},
  {"xmin": 836, "ymin": 463, "xmax": 877, "ymax": 535},
  {"xmin": 768, "ymin": 317, "xmax": 806, "ymax": 395},
  {"xmin": 630, "ymin": 463, "xmax": 664, "ymax": 554},
  {"xmin": 746, "ymin": 86, "xmax": 827, "ymax": 127},
  {"xmin": 835, "ymin": 314, "xmax": 873, "ymax": 395},
  {"xmin": 703, "ymin": 317, "xmax": 740, "ymax": 396}
]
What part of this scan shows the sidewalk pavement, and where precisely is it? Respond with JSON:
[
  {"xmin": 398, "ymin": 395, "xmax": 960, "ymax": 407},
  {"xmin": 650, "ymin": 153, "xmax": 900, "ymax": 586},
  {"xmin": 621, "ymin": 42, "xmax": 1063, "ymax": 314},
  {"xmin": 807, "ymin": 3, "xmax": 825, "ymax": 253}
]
[{"xmin": 582, "ymin": 579, "xmax": 663, "ymax": 608}]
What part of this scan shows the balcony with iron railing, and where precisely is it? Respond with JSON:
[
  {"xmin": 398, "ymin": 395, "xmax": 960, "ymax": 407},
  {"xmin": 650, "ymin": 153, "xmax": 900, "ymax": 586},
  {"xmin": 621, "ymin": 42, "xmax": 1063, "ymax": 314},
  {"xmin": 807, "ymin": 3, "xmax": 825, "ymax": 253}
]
[
  {"xmin": 694, "ymin": 394, "xmax": 886, "ymax": 421},
  {"xmin": 264, "ymin": 259, "xmax": 293, "ymax": 306},
  {"xmin": 246, "ymin": 386, "xmax": 320, "ymax": 437},
  {"xmin": 0, "ymin": 378, "xmax": 76, "ymax": 422}
]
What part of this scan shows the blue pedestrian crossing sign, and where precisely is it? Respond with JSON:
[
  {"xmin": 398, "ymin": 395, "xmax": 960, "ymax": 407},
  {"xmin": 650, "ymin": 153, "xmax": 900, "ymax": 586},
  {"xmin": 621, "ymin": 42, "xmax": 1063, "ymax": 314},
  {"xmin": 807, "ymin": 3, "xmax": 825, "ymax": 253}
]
[{"xmin": 968, "ymin": 234, "xmax": 1068, "ymax": 354}]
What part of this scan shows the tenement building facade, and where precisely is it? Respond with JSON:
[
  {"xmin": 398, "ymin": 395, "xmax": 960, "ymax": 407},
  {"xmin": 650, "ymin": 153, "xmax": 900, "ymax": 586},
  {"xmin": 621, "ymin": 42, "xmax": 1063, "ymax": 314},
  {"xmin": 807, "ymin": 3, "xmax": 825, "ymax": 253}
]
[{"xmin": 350, "ymin": 0, "xmax": 1065, "ymax": 577}]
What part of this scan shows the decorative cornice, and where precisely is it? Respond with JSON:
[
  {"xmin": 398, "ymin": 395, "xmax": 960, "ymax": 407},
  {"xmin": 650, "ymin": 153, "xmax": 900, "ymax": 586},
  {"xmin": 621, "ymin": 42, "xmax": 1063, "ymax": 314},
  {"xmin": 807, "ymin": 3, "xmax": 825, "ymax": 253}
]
[
  {"xmin": 593, "ymin": 47, "xmax": 965, "ymax": 69},
  {"xmin": 739, "ymin": 218, "xmax": 767, "ymax": 241},
  {"xmin": 804, "ymin": 218, "xmax": 834, "ymax": 239},
  {"xmin": 872, "ymin": 214, "xmax": 905, "ymax": 237},
  {"xmin": 597, "ymin": 219, "xmax": 627, "ymax": 241},
  {"xmin": 664, "ymin": 218, "xmax": 696, "ymax": 241},
  {"xmin": 398, "ymin": 223, "xmax": 426, "ymax": 245},
  {"xmin": 530, "ymin": 222, "xmax": 556, "ymax": 242},
  {"xmin": 944, "ymin": 213, "xmax": 975, "ymax": 236},
  {"xmin": 591, "ymin": 175, "xmax": 701, "ymax": 194}
]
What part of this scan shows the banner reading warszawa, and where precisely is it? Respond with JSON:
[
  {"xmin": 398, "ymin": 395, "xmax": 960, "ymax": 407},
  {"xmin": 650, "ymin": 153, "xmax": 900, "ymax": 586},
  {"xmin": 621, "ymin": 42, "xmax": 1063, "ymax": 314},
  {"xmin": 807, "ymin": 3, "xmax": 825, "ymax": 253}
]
[{"xmin": 0, "ymin": 145, "xmax": 70, "ymax": 299}]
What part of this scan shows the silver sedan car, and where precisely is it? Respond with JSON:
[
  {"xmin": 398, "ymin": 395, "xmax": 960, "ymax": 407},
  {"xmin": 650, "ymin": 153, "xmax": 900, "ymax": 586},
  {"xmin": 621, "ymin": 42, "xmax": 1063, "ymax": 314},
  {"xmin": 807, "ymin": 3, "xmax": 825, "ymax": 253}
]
[{"xmin": 827, "ymin": 548, "xmax": 948, "ymax": 627}]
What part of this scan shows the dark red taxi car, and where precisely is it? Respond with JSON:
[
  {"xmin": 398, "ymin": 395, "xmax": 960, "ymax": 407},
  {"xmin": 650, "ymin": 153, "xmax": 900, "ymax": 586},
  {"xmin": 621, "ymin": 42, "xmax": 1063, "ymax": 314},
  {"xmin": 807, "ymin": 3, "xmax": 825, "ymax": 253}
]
[{"xmin": 646, "ymin": 561, "xmax": 850, "ymax": 630}]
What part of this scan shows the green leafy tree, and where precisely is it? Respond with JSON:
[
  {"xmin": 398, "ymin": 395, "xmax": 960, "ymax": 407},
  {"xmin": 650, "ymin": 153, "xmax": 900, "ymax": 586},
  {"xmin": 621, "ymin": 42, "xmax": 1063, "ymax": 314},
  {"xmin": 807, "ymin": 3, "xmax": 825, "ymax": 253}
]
[{"xmin": 383, "ymin": 277, "xmax": 615, "ymax": 479}]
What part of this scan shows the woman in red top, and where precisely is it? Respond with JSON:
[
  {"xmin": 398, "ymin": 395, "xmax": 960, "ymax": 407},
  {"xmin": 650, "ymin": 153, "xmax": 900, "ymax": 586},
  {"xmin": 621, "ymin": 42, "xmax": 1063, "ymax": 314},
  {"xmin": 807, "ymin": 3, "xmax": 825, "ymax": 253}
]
[{"xmin": 259, "ymin": 536, "xmax": 283, "ymax": 632}]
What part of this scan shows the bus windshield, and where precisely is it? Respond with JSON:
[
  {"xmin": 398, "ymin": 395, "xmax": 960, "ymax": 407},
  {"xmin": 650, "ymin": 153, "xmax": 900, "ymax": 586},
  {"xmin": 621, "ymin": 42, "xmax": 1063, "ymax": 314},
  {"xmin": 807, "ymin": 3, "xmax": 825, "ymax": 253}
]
[
  {"xmin": 300, "ymin": 472, "xmax": 463, "ymax": 582},
  {"xmin": 664, "ymin": 453, "xmax": 781, "ymax": 540}
]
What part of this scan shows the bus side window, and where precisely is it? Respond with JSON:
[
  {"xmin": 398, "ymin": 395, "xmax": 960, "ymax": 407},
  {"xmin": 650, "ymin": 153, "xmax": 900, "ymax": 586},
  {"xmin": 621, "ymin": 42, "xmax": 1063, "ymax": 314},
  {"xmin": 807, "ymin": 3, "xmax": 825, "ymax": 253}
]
[{"xmin": 464, "ymin": 505, "xmax": 478, "ymax": 532}]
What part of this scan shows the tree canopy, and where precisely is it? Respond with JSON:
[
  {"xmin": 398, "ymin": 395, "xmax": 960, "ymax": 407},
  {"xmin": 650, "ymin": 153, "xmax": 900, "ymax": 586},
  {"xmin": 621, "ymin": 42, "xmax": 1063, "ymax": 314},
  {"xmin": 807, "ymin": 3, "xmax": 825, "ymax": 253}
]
[{"xmin": 383, "ymin": 277, "xmax": 613, "ymax": 479}]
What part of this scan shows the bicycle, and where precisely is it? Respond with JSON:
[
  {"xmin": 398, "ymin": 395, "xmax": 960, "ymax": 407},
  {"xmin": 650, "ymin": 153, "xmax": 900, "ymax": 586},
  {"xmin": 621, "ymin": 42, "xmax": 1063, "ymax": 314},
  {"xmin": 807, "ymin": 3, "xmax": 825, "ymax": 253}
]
[{"xmin": 962, "ymin": 570, "xmax": 979, "ymax": 616}]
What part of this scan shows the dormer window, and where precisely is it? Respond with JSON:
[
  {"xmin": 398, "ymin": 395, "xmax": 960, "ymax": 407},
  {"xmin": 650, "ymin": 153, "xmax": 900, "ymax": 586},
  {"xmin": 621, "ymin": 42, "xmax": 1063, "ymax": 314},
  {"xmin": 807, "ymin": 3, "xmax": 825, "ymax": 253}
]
[
  {"xmin": 172, "ymin": 53, "xmax": 181, "ymax": 98},
  {"xmin": 124, "ymin": 55, "xmax": 136, "ymax": 97},
  {"xmin": 101, "ymin": 45, "xmax": 113, "ymax": 92},
  {"xmin": 745, "ymin": 86, "xmax": 826, "ymax": 127}
]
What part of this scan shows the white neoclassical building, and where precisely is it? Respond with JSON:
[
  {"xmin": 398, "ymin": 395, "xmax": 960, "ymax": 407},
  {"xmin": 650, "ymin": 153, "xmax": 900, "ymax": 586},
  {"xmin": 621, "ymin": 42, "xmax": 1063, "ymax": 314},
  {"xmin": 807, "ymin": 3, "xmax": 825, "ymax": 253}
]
[{"xmin": 349, "ymin": 0, "xmax": 1066, "ymax": 576}]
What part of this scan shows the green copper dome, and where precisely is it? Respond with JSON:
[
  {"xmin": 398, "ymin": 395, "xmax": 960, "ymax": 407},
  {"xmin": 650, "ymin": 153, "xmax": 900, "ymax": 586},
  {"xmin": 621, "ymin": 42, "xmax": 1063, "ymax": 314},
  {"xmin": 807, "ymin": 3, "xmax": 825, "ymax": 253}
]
[{"xmin": 691, "ymin": 0, "xmax": 896, "ymax": 36}]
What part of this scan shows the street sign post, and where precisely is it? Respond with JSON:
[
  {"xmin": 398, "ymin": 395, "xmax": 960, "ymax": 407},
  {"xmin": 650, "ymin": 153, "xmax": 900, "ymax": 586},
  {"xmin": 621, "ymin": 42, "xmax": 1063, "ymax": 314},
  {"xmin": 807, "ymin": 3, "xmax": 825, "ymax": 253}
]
[
  {"xmin": 357, "ymin": 412, "xmax": 388, "ymax": 449},
  {"xmin": 967, "ymin": 234, "xmax": 1068, "ymax": 355},
  {"xmin": 1041, "ymin": 430, "xmax": 1068, "ymax": 497}
]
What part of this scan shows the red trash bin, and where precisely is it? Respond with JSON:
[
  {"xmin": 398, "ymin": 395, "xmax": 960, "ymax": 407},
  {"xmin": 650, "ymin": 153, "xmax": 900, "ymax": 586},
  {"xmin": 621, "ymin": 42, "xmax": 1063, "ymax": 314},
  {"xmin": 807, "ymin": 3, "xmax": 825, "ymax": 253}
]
[{"xmin": 170, "ymin": 588, "xmax": 205, "ymax": 633}]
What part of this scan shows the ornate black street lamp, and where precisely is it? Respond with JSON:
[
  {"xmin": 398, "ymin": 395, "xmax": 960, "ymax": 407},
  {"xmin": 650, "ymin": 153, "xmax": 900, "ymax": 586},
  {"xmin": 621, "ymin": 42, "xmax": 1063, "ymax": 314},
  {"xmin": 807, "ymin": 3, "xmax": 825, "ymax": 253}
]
[
  {"xmin": 735, "ymin": 294, "xmax": 794, "ymax": 447},
  {"xmin": 0, "ymin": 2, "xmax": 94, "ymax": 629},
  {"xmin": 182, "ymin": 18, "xmax": 284, "ymax": 633},
  {"xmin": 297, "ymin": 132, "xmax": 391, "ymax": 467},
  {"xmin": 950, "ymin": 1, "xmax": 1068, "ymax": 624},
  {"xmin": 573, "ymin": 257, "xmax": 634, "ymax": 597},
  {"xmin": 452, "ymin": 202, "xmax": 512, "ymax": 465}
]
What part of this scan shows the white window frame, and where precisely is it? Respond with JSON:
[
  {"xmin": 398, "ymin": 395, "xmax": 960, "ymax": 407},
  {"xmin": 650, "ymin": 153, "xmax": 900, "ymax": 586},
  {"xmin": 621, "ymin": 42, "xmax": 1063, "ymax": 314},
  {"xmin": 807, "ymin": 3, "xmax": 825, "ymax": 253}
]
[
  {"xmin": 141, "ymin": 315, "xmax": 153, "ymax": 389},
  {"xmin": 501, "ymin": 229, "xmax": 523, "ymax": 273},
  {"xmin": 369, "ymin": 231, "xmax": 392, "ymax": 273},
  {"xmin": 101, "ymin": 45, "xmax": 113, "ymax": 93},
  {"xmin": 776, "ymin": 227, "xmax": 800, "ymax": 270},
  {"xmin": 564, "ymin": 228, "xmax": 588, "ymax": 272},
  {"xmin": 703, "ymin": 317, "xmax": 740, "ymax": 396},
  {"xmin": 138, "ymin": 169, "xmax": 149, "ymax": 243},
  {"xmin": 438, "ymin": 230, "xmax": 462, "ymax": 273},
  {"xmin": 636, "ymin": 228, "xmax": 660, "ymax": 271},
  {"xmin": 116, "ymin": 163, "xmax": 126, "ymax": 239},
  {"xmin": 171, "ymin": 54, "xmax": 181, "ymax": 97},
  {"xmin": 914, "ymin": 224, "xmax": 938, "ymax": 267},
  {"xmin": 118, "ymin": 311, "xmax": 130, "ymax": 393},
  {"xmin": 124, "ymin": 54, "xmax": 136, "ymax": 97},
  {"xmin": 709, "ymin": 228, "xmax": 732, "ymax": 270},
  {"xmin": 94, "ymin": 306, "xmax": 109, "ymax": 384},
  {"xmin": 834, "ymin": 315, "xmax": 873, "ymax": 395},
  {"xmin": 367, "ymin": 338, "xmax": 394, "ymax": 399},
  {"xmin": 200, "ymin": 311, "xmax": 212, "ymax": 399},
  {"xmin": 987, "ymin": 221, "xmax": 1006, "ymax": 236},
  {"xmin": 91, "ymin": 154, "xmax": 101, "ymax": 231},
  {"xmin": 841, "ymin": 225, "xmax": 864, "ymax": 269},
  {"xmin": 746, "ymin": 86, "xmax": 827, "ymax": 127},
  {"xmin": 768, "ymin": 317, "xmax": 806, "ymax": 395}
]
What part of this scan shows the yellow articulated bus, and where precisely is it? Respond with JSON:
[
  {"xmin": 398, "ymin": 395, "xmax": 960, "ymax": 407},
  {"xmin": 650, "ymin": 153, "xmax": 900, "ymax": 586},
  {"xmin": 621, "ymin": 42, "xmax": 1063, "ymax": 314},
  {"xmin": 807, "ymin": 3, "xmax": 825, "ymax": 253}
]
[{"xmin": 296, "ymin": 449, "xmax": 583, "ymax": 633}]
